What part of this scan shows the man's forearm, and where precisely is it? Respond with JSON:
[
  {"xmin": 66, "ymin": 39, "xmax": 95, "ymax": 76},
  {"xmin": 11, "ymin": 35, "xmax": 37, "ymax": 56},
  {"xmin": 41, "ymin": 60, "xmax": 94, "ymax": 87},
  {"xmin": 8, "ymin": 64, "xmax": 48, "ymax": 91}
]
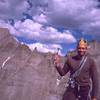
[{"xmin": 55, "ymin": 65, "xmax": 65, "ymax": 76}]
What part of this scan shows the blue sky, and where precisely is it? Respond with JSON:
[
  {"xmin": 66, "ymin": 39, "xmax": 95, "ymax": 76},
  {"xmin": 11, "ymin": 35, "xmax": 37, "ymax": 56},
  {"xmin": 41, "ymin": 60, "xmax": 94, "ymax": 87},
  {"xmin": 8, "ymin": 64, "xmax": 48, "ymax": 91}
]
[{"xmin": 0, "ymin": 0, "xmax": 100, "ymax": 56}]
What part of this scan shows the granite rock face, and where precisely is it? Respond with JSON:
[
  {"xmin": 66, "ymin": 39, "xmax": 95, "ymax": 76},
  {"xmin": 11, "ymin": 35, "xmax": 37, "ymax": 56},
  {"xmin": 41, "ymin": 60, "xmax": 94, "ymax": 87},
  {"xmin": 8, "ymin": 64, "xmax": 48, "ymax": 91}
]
[
  {"xmin": 0, "ymin": 28, "xmax": 67, "ymax": 100},
  {"xmin": 0, "ymin": 28, "xmax": 100, "ymax": 100}
]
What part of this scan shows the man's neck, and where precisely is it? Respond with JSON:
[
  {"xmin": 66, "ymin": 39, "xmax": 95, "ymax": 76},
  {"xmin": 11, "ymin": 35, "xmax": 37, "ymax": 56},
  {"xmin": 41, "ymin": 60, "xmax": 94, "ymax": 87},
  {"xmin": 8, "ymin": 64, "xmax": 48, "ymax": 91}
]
[{"xmin": 77, "ymin": 55, "xmax": 85, "ymax": 59}]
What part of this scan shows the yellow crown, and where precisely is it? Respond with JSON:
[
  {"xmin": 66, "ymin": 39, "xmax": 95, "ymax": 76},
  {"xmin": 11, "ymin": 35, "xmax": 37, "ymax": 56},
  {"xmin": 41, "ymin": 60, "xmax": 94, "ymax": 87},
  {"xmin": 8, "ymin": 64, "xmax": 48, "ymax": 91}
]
[{"xmin": 78, "ymin": 38, "xmax": 87, "ymax": 47}]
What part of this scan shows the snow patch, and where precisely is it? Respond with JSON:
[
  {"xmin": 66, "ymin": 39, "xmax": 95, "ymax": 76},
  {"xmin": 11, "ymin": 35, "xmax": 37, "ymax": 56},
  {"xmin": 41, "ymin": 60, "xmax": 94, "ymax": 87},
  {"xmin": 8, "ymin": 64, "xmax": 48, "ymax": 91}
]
[{"xmin": 1, "ymin": 56, "xmax": 11, "ymax": 69}]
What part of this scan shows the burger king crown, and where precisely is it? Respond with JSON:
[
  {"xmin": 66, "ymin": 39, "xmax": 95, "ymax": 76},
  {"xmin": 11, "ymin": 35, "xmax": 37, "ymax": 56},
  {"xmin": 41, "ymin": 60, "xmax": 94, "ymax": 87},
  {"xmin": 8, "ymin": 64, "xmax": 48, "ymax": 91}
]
[{"xmin": 78, "ymin": 38, "xmax": 87, "ymax": 46}]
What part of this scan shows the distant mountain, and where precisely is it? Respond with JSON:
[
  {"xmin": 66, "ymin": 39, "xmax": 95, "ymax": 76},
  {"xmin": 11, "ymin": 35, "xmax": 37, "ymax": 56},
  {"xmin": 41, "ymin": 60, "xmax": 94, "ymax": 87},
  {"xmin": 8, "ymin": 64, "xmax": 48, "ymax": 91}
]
[{"xmin": 0, "ymin": 28, "xmax": 100, "ymax": 100}]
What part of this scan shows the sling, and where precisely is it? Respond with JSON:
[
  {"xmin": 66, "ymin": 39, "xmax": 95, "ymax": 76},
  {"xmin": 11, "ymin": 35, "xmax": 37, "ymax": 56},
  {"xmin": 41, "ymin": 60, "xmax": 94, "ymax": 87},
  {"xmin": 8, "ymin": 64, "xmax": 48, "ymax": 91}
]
[
  {"xmin": 72, "ymin": 55, "xmax": 87, "ymax": 78},
  {"xmin": 68, "ymin": 55, "xmax": 88, "ymax": 88}
]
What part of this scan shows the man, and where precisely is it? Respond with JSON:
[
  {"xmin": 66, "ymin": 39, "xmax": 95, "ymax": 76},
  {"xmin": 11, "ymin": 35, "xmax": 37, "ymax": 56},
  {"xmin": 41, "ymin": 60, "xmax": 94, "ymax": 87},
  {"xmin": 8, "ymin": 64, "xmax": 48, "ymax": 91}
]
[{"xmin": 54, "ymin": 38, "xmax": 98, "ymax": 100}]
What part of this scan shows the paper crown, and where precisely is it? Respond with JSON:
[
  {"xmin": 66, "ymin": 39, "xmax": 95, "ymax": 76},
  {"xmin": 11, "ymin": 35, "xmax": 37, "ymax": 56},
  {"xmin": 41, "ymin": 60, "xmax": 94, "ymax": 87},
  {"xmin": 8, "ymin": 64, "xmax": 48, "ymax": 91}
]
[{"xmin": 78, "ymin": 38, "xmax": 87, "ymax": 47}]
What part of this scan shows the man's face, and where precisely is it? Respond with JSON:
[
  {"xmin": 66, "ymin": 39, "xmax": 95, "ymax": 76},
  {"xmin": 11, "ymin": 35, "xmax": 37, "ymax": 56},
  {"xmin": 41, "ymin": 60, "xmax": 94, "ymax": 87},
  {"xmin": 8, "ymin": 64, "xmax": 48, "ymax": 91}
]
[{"xmin": 77, "ymin": 45, "xmax": 87, "ymax": 56}]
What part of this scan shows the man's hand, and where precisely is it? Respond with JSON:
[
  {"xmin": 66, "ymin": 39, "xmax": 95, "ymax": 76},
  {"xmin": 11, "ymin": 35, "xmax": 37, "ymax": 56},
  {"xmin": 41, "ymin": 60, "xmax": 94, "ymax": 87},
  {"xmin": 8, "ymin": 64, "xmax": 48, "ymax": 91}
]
[{"xmin": 53, "ymin": 54, "xmax": 60, "ymax": 66}]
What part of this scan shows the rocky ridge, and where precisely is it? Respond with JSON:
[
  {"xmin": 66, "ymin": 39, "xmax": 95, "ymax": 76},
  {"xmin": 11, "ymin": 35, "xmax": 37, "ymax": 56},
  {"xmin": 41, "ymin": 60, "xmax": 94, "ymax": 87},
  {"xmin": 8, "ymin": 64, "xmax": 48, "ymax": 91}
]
[{"xmin": 0, "ymin": 28, "xmax": 100, "ymax": 100}]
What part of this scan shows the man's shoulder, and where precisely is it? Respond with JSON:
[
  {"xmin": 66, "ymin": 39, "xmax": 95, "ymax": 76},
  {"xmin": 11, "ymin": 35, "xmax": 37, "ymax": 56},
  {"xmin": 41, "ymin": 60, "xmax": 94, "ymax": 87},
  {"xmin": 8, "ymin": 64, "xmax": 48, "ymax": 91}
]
[
  {"xmin": 87, "ymin": 54, "xmax": 96, "ymax": 65},
  {"xmin": 87, "ymin": 54, "xmax": 94, "ymax": 61}
]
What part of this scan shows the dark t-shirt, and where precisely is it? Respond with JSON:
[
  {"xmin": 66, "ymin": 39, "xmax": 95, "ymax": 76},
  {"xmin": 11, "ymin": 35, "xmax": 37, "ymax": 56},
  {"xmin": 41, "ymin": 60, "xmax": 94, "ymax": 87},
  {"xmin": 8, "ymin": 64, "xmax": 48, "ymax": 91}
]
[{"xmin": 56, "ymin": 54, "xmax": 98, "ymax": 98}]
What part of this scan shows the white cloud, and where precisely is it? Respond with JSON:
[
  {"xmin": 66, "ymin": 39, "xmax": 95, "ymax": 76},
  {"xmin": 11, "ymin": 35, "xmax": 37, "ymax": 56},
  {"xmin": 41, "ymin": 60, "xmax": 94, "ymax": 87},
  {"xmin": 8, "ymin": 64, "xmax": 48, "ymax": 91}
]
[
  {"xmin": 0, "ymin": 19, "xmax": 76, "ymax": 43},
  {"xmin": 0, "ymin": 0, "xmax": 100, "ymax": 38},
  {"xmin": 33, "ymin": 14, "xmax": 48, "ymax": 24},
  {"xmin": 14, "ymin": 19, "xmax": 76, "ymax": 43},
  {"xmin": 24, "ymin": 0, "xmax": 100, "ymax": 36},
  {"xmin": 33, "ymin": 0, "xmax": 99, "ymax": 36},
  {"xmin": 27, "ymin": 42, "xmax": 63, "ymax": 55}
]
